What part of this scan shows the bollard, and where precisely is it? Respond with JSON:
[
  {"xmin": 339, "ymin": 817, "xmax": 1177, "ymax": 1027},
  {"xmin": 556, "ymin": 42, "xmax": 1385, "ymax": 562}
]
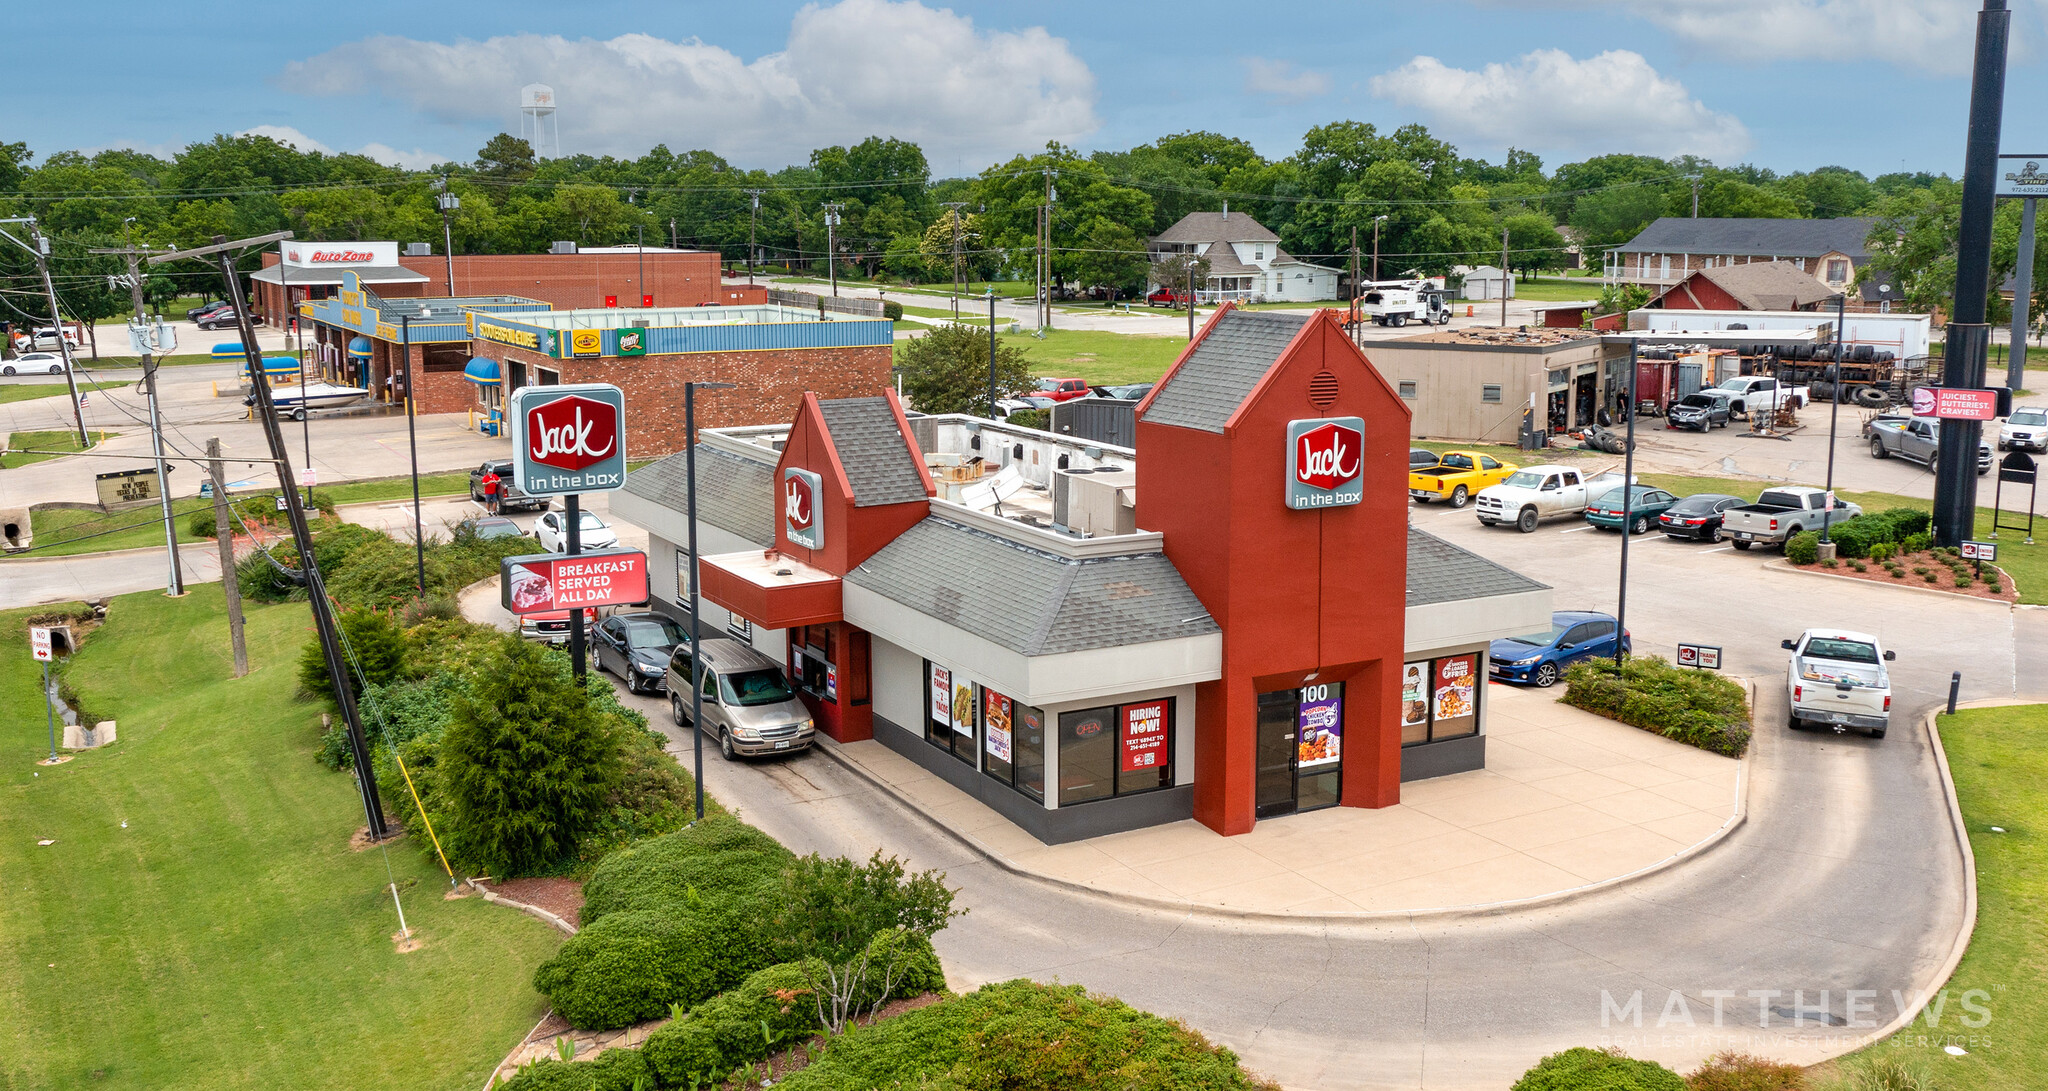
[{"xmin": 1946, "ymin": 670, "xmax": 1962, "ymax": 715}]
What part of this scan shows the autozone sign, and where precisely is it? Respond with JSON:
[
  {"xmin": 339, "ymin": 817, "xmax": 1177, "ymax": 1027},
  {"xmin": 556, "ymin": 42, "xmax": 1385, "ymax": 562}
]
[
  {"xmin": 784, "ymin": 467, "xmax": 824, "ymax": 549},
  {"xmin": 509, "ymin": 384, "xmax": 627, "ymax": 494},
  {"xmin": 501, "ymin": 549, "xmax": 649, "ymax": 614},
  {"xmin": 1284, "ymin": 416, "xmax": 1366, "ymax": 509},
  {"xmin": 281, "ymin": 241, "xmax": 398, "ymax": 267}
]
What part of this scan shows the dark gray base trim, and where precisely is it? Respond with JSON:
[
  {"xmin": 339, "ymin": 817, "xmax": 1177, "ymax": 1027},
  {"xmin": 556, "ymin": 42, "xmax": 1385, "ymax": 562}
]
[
  {"xmin": 871, "ymin": 715, "xmax": 1193, "ymax": 845},
  {"xmin": 1401, "ymin": 734, "xmax": 1485, "ymax": 781}
]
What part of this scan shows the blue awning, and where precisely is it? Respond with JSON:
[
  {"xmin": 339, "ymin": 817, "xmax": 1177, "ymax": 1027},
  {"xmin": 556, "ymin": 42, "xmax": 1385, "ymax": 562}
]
[
  {"xmin": 243, "ymin": 356, "xmax": 300, "ymax": 380},
  {"xmin": 210, "ymin": 342, "xmax": 245, "ymax": 360},
  {"xmin": 347, "ymin": 336, "xmax": 373, "ymax": 357},
  {"xmin": 463, "ymin": 356, "xmax": 502, "ymax": 385}
]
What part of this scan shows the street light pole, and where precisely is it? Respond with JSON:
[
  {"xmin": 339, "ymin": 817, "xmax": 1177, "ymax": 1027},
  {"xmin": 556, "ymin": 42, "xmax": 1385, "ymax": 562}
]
[
  {"xmin": 684, "ymin": 379, "xmax": 736, "ymax": 821},
  {"xmin": 987, "ymin": 288, "xmax": 999, "ymax": 417},
  {"xmin": 822, "ymin": 203, "xmax": 844, "ymax": 296},
  {"xmin": 401, "ymin": 314, "xmax": 425, "ymax": 592},
  {"xmin": 97, "ymin": 223, "xmax": 181, "ymax": 595},
  {"xmin": 1186, "ymin": 258, "xmax": 1197, "ymax": 342},
  {"xmin": 437, "ymin": 179, "xmax": 460, "ymax": 293},
  {"xmin": 1615, "ymin": 339, "xmax": 1639, "ymax": 667},
  {"xmin": 1822, "ymin": 294, "xmax": 1846, "ymax": 547}
]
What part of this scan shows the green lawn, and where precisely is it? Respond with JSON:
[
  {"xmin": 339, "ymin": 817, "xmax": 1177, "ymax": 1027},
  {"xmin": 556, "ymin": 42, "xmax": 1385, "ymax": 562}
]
[
  {"xmin": 1632, "ymin": 470, "xmax": 2046, "ymax": 605},
  {"xmin": 0, "ymin": 378, "xmax": 133, "ymax": 408},
  {"xmin": 11, "ymin": 499, "xmax": 212, "ymax": 557},
  {"xmin": 1849, "ymin": 703, "xmax": 2048, "ymax": 1089},
  {"xmin": 59, "ymin": 354, "xmax": 221, "ymax": 370},
  {"xmin": 0, "ymin": 590, "xmax": 562, "ymax": 1090},
  {"xmin": 1511, "ymin": 280, "xmax": 1608, "ymax": 303},
  {"xmin": 2, "ymin": 430, "xmax": 117, "ymax": 469},
  {"xmin": 995, "ymin": 328, "xmax": 1189, "ymax": 386}
]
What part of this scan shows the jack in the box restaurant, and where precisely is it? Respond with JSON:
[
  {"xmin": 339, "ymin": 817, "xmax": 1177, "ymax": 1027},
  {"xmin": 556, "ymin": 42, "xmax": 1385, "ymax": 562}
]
[{"xmin": 612, "ymin": 307, "xmax": 1553, "ymax": 841}]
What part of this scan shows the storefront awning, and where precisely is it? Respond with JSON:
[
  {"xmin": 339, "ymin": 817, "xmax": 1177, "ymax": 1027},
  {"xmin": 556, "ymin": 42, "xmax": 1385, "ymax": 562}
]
[
  {"xmin": 463, "ymin": 357, "xmax": 503, "ymax": 385},
  {"xmin": 347, "ymin": 337, "xmax": 373, "ymax": 357},
  {"xmin": 252, "ymin": 264, "xmax": 430, "ymax": 286},
  {"xmin": 699, "ymin": 550, "xmax": 841, "ymax": 629},
  {"xmin": 210, "ymin": 342, "xmax": 245, "ymax": 361},
  {"xmin": 243, "ymin": 356, "xmax": 300, "ymax": 380}
]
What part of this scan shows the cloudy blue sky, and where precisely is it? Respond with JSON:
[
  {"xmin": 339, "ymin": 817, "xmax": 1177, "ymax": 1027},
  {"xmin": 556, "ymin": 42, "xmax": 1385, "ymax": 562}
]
[{"xmin": 15, "ymin": 0, "xmax": 2048, "ymax": 177}]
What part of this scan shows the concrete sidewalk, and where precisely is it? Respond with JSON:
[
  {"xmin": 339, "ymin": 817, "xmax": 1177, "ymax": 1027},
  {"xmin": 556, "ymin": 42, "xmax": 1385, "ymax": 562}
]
[{"xmin": 820, "ymin": 683, "xmax": 1744, "ymax": 917}]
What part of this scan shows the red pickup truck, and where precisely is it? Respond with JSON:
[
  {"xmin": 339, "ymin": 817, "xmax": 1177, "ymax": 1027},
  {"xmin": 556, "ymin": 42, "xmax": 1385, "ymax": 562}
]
[{"xmin": 1036, "ymin": 377, "xmax": 1092, "ymax": 402}]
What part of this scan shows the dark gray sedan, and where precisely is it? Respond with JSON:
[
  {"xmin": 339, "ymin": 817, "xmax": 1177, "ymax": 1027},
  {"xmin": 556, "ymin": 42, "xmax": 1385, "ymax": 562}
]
[{"xmin": 594, "ymin": 612, "xmax": 690, "ymax": 694}]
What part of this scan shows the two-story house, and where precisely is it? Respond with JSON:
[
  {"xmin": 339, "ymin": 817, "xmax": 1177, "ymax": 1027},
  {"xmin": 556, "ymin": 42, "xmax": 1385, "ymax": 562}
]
[
  {"xmin": 1604, "ymin": 217, "xmax": 1878, "ymax": 297},
  {"xmin": 1148, "ymin": 210, "xmax": 1341, "ymax": 303}
]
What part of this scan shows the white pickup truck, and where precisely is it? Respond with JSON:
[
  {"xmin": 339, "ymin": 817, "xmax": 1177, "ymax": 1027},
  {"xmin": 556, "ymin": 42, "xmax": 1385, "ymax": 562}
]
[
  {"xmin": 1474, "ymin": 465, "xmax": 1630, "ymax": 533},
  {"xmin": 1783, "ymin": 628, "xmax": 1895, "ymax": 738},
  {"xmin": 1714, "ymin": 376, "xmax": 1809, "ymax": 417},
  {"xmin": 1718, "ymin": 486, "xmax": 1861, "ymax": 550}
]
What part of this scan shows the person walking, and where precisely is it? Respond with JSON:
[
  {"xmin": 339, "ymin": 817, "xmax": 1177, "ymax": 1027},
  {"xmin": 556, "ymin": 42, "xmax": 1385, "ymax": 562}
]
[{"xmin": 481, "ymin": 468, "xmax": 501, "ymax": 515}]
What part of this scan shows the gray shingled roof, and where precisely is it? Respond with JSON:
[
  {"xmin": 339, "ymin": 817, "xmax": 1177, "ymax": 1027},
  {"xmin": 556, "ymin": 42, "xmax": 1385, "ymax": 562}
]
[
  {"xmin": 818, "ymin": 397, "xmax": 929, "ymax": 507},
  {"xmin": 1616, "ymin": 217, "xmax": 1876, "ymax": 260},
  {"xmin": 1666, "ymin": 261, "xmax": 1837, "ymax": 310},
  {"xmin": 847, "ymin": 518, "xmax": 1220, "ymax": 656},
  {"xmin": 1139, "ymin": 310, "xmax": 1310, "ymax": 433},
  {"xmin": 1151, "ymin": 211, "xmax": 1281, "ymax": 246},
  {"xmin": 1407, "ymin": 526, "xmax": 1549, "ymax": 606},
  {"xmin": 622, "ymin": 446, "xmax": 778, "ymax": 546}
]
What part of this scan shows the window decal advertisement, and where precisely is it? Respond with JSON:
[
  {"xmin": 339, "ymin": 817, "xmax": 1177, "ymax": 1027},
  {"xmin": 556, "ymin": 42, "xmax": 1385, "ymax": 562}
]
[
  {"xmin": 1120, "ymin": 700, "xmax": 1169, "ymax": 774},
  {"xmin": 929, "ymin": 666, "xmax": 951, "ymax": 730},
  {"xmin": 951, "ymin": 673, "xmax": 976, "ymax": 741},
  {"xmin": 1296, "ymin": 683, "xmax": 1343, "ymax": 771},
  {"xmin": 985, "ymin": 691, "xmax": 1013, "ymax": 763},
  {"xmin": 1433, "ymin": 654, "xmax": 1478, "ymax": 735},
  {"xmin": 1401, "ymin": 664, "xmax": 1428, "ymax": 727},
  {"xmin": 825, "ymin": 662, "xmax": 838, "ymax": 701}
]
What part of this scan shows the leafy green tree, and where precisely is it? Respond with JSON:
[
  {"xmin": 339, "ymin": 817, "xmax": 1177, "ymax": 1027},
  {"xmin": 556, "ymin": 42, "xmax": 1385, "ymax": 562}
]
[
  {"xmin": 298, "ymin": 609, "xmax": 409, "ymax": 702},
  {"xmin": 473, "ymin": 133, "xmax": 537, "ymax": 191},
  {"xmin": 1569, "ymin": 186, "xmax": 1671, "ymax": 251},
  {"xmin": 895, "ymin": 323, "xmax": 1033, "ymax": 415},
  {"xmin": 437, "ymin": 637, "xmax": 625, "ymax": 875},
  {"xmin": 768, "ymin": 851, "xmax": 959, "ymax": 1032},
  {"xmin": 1148, "ymin": 253, "xmax": 1208, "ymax": 304},
  {"xmin": 1502, "ymin": 211, "xmax": 1568, "ymax": 275}
]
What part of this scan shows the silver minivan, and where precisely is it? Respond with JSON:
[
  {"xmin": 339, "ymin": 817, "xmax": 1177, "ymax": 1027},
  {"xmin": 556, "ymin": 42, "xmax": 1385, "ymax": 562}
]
[{"xmin": 665, "ymin": 637, "xmax": 816, "ymax": 760}]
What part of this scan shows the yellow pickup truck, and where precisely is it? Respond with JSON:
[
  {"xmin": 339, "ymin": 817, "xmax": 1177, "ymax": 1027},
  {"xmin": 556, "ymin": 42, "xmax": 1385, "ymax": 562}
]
[{"xmin": 1408, "ymin": 450, "xmax": 1518, "ymax": 508}]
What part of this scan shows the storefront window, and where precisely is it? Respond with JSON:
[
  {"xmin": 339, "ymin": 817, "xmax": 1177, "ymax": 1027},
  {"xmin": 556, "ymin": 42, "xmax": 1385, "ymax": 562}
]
[
  {"xmin": 982, "ymin": 690, "xmax": 1014, "ymax": 785},
  {"xmin": 1294, "ymin": 684, "xmax": 1343, "ymax": 810},
  {"xmin": 1014, "ymin": 704, "xmax": 1046, "ymax": 801},
  {"xmin": 1402, "ymin": 654, "xmax": 1483, "ymax": 745},
  {"xmin": 1119, "ymin": 700, "xmax": 1171, "ymax": 793},
  {"xmin": 1058, "ymin": 698, "xmax": 1175, "ymax": 806},
  {"xmin": 1058, "ymin": 707, "xmax": 1116, "ymax": 805},
  {"xmin": 923, "ymin": 660, "xmax": 977, "ymax": 767}
]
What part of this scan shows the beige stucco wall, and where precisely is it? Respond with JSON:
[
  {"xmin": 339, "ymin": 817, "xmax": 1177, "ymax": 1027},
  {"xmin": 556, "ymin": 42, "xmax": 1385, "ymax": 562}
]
[{"xmin": 1362, "ymin": 337, "xmax": 1625, "ymax": 443}]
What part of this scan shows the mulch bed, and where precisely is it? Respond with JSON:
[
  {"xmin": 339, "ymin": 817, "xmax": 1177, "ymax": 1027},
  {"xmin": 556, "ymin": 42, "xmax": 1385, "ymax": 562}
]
[
  {"xmin": 1801, "ymin": 548, "xmax": 2018, "ymax": 603},
  {"xmin": 491, "ymin": 877, "xmax": 585, "ymax": 927}
]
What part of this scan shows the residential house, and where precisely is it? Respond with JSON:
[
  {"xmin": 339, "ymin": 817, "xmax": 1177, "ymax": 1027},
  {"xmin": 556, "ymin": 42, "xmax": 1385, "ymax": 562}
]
[
  {"xmin": 1605, "ymin": 217, "xmax": 1879, "ymax": 298},
  {"xmin": 1649, "ymin": 260, "xmax": 1840, "ymax": 312},
  {"xmin": 1147, "ymin": 210, "xmax": 1341, "ymax": 303}
]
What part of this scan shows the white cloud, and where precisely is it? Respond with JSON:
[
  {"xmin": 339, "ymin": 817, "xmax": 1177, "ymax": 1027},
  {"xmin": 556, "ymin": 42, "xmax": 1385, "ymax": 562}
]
[
  {"xmin": 1241, "ymin": 57, "xmax": 1332, "ymax": 103},
  {"xmin": 1484, "ymin": 0, "xmax": 2048, "ymax": 74},
  {"xmin": 235, "ymin": 126, "xmax": 450, "ymax": 171},
  {"xmin": 276, "ymin": 0, "xmax": 1099, "ymax": 168},
  {"xmin": 1369, "ymin": 49, "xmax": 1750, "ymax": 161}
]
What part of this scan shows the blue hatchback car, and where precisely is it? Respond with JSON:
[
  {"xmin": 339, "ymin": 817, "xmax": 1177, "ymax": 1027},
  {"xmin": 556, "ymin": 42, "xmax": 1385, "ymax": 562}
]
[{"xmin": 1488, "ymin": 610, "xmax": 1632, "ymax": 688}]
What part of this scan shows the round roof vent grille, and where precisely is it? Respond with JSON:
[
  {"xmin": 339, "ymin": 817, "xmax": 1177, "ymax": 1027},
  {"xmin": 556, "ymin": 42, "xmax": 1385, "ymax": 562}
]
[{"xmin": 1308, "ymin": 370, "xmax": 1340, "ymax": 409}]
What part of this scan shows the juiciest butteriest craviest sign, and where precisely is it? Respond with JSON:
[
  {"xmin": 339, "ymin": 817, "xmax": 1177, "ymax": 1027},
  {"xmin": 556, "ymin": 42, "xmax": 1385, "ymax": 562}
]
[
  {"xmin": 510, "ymin": 384, "xmax": 628, "ymax": 495},
  {"xmin": 1284, "ymin": 417, "xmax": 1366, "ymax": 509}
]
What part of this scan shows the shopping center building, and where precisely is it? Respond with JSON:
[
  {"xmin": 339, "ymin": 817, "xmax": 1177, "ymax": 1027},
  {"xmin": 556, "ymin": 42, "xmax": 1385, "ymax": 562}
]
[{"xmin": 611, "ymin": 307, "xmax": 1552, "ymax": 842}]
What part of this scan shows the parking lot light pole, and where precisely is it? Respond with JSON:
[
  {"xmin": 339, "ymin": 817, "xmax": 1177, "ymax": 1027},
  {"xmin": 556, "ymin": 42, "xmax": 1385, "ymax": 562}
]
[
  {"xmin": 986, "ymin": 289, "xmax": 999, "ymax": 417},
  {"xmin": 1822, "ymin": 294, "xmax": 1846, "ymax": 546},
  {"xmin": 685, "ymin": 380, "xmax": 737, "ymax": 821},
  {"xmin": 1615, "ymin": 339, "xmax": 1639, "ymax": 668},
  {"xmin": 401, "ymin": 313, "xmax": 425, "ymax": 592}
]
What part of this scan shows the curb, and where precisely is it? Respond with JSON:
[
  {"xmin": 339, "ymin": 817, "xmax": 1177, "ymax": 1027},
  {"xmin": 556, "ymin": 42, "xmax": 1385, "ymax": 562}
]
[
  {"xmin": 1760, "ymin": 557, "xmax": 2020, "ymax": 606},
  {"xmin": 467, "ymin": 878, "xmax": 578, "ymax": 936},
  {"xmin": 1849, "ymin": 703, "xmax": 1983, "ymax": 1051},
  {"xmin": 811, "ymin": 697, "xmax": 1755, "ymax": 925}
]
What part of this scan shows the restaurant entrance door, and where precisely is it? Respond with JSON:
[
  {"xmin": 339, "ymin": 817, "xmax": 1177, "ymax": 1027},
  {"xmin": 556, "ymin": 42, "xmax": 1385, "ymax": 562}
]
[
  {"xmin": 1254, "ymin": 691, "xmax": 1297, "ymax": 817},
  {"xmin": 1254, "ymin": 684, "xmax": 1346, "ymax": 819}
]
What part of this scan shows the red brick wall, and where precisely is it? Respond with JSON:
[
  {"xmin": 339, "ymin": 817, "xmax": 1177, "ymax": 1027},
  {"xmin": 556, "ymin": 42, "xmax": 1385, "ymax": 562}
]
[
  {"xmin": 256, "ymin": 250, "xmax": 723, "ymax": 325},
  {"xmin": 476, "ymin": 343, "xmax": 893, "ymax": 458}
]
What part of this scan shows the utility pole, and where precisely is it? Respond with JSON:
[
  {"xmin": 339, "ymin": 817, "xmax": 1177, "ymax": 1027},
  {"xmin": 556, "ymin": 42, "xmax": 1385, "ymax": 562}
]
[
  {"xmin": 151, "ymin": 230, "xmax": 388, "ymax": 841},
  {"xmin": 436, "ymin": 178, "xmax": 460, "ymax": 293},
  {"xmin": 1040, "ymin": 170, "xmax": 1058, "ymax": 330},
  {"xmin": 1936, "ymin": 0, "xmax": 2012, "ymax": 548},
  {"xmin": 1688, "ymin": 173, "xmax": 1702, "ymax": 218},
  {"xmin": 1500, "ymin": 224, "xmax": 1511, "ymax": 328},
  {"xmin": 941, "ymin": 201, "xmax": 968, "ymax": 319},
  {"xmin": 1373, "ymin": 214, "xmax": 1387, "ymax": 283},
  {"xmin": 821, "ymin": 203, "xmax": 845, "ymax": 296},
  {"xmin": 206, "ymin": 436, "xmax": 249, "ymax": 677},
  {"xmin": 0, "ymin": 218, "xmax": 89, "ymax": 448},
  {"xmin": 1186, "ymin": 258, "xmax": 1198, "ymax": 342},
  {"xmin": 90, "ymin": 228, "xmax": 182, "ymax": 595},
  {"xmin": 637, "ymin": 224, "xmax": 646, "ymax": 304},
  {"xmin": 1349, "ymin": 226, "xmax": 1361, "ymax": 345},
  {"xmin": 401, "ymin": 314, "xmax": 425, "ymax": 593},
  {"xmin": 745, "ymin": 190, "xmax": 763, "ymax": 286}
]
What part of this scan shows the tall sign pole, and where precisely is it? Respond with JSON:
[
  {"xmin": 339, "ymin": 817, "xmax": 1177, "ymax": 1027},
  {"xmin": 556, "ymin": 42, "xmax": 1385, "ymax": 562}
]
[
  {"xmin": 1997, "ymin": 153, "xmax": 2048, "ymax": 389},
  {"xmin": 1936, "ymin": 0, "xmax": 2012, "ymax": 548},
  {"xmin": 508, "ymin": 382, "xmax": 632, "ymax": 681},
  {"xmin": 681, "ymin": 380, "xmax": 735, "ymax": 821},
  {"xmin": 1615, "ymin": 339, "xmax": 1638, "ymax": 667}
]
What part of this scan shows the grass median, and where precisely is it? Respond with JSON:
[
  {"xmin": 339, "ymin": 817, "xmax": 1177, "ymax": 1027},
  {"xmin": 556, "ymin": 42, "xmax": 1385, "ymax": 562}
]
[
  {"xmin": 1, "ymin": 429, "xmax": 118, "ymax": 469},
  {"xmin": 0, "ymin": 379, "xmax": 133, "ymax": 408},
  {"xmin": 0, "ymin": 589, "xmax": 563, "ymax": 1090}
]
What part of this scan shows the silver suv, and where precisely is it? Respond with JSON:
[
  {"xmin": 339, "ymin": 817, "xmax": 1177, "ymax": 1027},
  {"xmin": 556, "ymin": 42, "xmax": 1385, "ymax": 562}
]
[{"xmin": 665, "ymin": 637, "xmax": 816, "ymax": 760}]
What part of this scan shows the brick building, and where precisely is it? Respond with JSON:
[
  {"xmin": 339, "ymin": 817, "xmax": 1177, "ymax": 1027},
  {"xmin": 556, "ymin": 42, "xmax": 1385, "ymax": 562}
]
[{"xmin": 254, "ymin": 241, "xmax": 724, "ymax": 328}]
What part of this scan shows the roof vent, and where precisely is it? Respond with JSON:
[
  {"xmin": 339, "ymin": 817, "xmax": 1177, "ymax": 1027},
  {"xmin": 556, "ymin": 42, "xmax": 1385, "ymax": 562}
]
[
  {"xmin": 551, "ymin": 241, "xmax": 578, "ymax": 255},
  {"xmin": 1308, "ymin": 370, "xmax": 1340, "ymax": 409},
  {"xmin": 404, "ymin": 242, "xmax": 432, "ymax": 257}
]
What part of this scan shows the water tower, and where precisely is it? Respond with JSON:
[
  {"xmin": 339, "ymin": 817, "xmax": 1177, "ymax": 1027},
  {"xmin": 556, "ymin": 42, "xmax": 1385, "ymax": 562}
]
[{"xmin": 519, "ymin": 83, "xmax": 559, "ymax": 159}]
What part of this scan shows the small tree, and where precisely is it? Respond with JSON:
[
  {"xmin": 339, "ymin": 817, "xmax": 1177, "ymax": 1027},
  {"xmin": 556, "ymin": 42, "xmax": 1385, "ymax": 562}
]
[
  {"xmin": 437, "ymin": 637, "xmax": 624, "ymax": 876},
  {"xmin": 770, "ymin": 851, "xmax": 960, "ymax": 1033},
  {"xmin": 298, "ymin": 609, "xmax": 408, "ymax": 701},
  {"xmin": 1149, "ymin": 254, "xmax": 1208, "ymax": 308},
  {"xmin": 895, "ymin": 323, "xmax": 1034, "ymax": 415}
]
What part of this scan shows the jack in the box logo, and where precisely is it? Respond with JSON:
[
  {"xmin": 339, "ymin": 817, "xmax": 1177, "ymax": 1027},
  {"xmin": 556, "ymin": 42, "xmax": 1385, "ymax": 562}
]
[{"xmin": 1285, "ymin": 417, "xmax": 1367, "ymax": 509}]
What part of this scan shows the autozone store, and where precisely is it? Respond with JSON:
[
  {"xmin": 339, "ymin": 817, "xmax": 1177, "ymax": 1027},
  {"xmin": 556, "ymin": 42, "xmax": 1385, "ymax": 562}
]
[{"xmin": 612, "ymin": 308, "xmax": 1551, "ymax": 842}]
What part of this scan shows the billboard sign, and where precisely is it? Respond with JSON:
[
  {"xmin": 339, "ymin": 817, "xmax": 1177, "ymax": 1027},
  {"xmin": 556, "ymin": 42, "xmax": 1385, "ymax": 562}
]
[
  {"xmin": 510, "ymin": 384, "xmax": 627, "ymax": 494},
  {"xmin": 501, "ymin": 548, "xmax": 649, "ymax": 614},
  {"xmin": 1998, "ymin": 155, "xmax": 2048, "ymax": 199},
  {"xmin": 783, "ymin": 468, "xmax": 824, "ymax": 549},
  {"xmin": 1284, "ymin": 416, "xmax": 1366, "ymax": 510}
]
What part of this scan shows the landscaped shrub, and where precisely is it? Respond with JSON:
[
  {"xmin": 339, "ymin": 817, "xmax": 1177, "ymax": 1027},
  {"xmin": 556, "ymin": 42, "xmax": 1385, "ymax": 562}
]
[
  {"xmin": 641, "ymin": 931, "xmax": 946, "ymax": 1088},
  {"xmin": 1785, "ymin": 531, "xmax": 1819, "ymax": 565},
  {"xmin": 881, "ymin": 299, "xmax": 903, "ymax": 321},
  {"xmin": 579, "ymin": 815, "xmax": 792, "ymax": 924},
  {"xmin": 1869, "ymin": 541, "xmax": 1894, "ymax": 562},
  {"xmin": 496, "ymin": 1046, "xmax": 653, "ymax": 1091},
  {"xmin": 1511, "ymin": 1047, "xmax": 1685, "ymax": 1091},
  {"xmin": 532, "ymin": 900, "xmax": 780, "ymax": 1030},
  {"xmin": 297, "ymin": 609, "xmax": 408, "ymax": 701},
  {"xmin": 1816, "ymin": 508, "xmax": 1932, "ymax": 560},
  {"xmin": 1007, "ymin": 407, "xmax": 1050, "ymax": 430},
  {"xmin": 1903, "ymin": 531, "xmax": 1933, "ymax": 553},
  {"xmin": 438, "ymin": 637, "xmax": 625, "ymax": 877},
  {"xmin": 774, "ymin": 979, "xmax": 1279, "ymax": 1091},
  {"xmin": 769, "ymin": 851, "xmax": 962, "ymax": 1031},
  {"xmin": 1562, "ymin": 657, "xmax": 1751, "ymax": 757},
  {"xmin": 1685, "ymin": 1050, "xmax": 1804, "ymax": 1090}
]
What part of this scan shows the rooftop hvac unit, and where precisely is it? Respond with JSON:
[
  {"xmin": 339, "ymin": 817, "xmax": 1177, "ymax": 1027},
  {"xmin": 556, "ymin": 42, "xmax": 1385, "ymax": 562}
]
[
  {"xmin": 1050, "ymin": 467, "xmax": 1136, "ymax": 538},
  {"xmin": 631, "ymin": 319, "xmax": 651, "ymax": 329},
  {"xmin": 404, "ymin": 242, "xmax": 433, "ymax": 257},
  {"xmin": 551, "ymin": 241, "xmax": 578, "ymax": 255}
]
